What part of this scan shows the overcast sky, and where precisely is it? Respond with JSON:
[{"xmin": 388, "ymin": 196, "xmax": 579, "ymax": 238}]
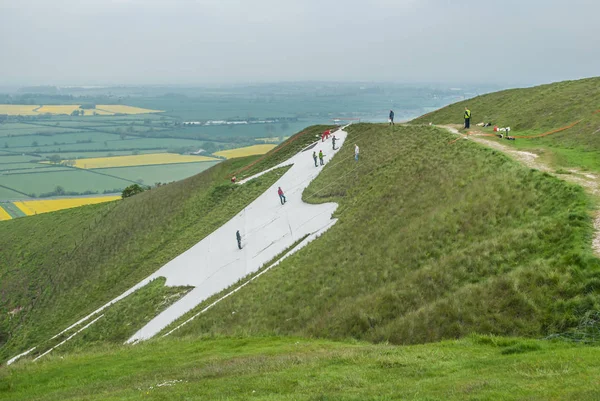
[{"xmin": 1, "ymin": 0, "xmax": 598, "ymax": 86}]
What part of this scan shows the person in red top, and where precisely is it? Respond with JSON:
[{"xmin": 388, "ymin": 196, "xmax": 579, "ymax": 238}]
[
  {"xmin": 278, "ymin": 187, "xmax": 286, "ymax": 205},
  {"xmin": 321, "ymin": 129, "xmax": 331, "ymax": 142}
]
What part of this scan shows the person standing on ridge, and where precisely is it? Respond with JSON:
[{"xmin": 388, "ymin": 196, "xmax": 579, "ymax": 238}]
[
  {"xmin": 313, "ymin": 151, "xmax": 318, "ymax": 167},
  {"xmin": 319, "ymin": 150, "xmax": 325, "ymax": 166},
  {"xmin": 389, "ymin": 110, "xmax": 395, "ymax": 126},
  {"xmin": 354, "ymin": 144, "xmax": 359, "ymax": 161},
  {"xmin": 332, "ymin": 135, "xmax": 337, "ymax": 150},
  {"xmin": 278, "ymin": 186, "xmax": 286, "ymax": 205},
  {"xmin": 464, "ymin": 107, "xmax": 471, "ymax": 129},
  {"xmin": 236, "ymin": 230, "xmax": 242, "ymax": 250}
]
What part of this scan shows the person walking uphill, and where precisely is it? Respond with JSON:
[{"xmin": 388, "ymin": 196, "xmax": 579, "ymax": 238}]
[
  {"xmin": 236, "ymin": 230, "xmax": 242, "ymax": 250},
  {"xmin": 278, "ymin": 186, "xmax": 286, "ymax": 205},
  {"xmin": 464, "ymin": 107, "xmax": 471, "ymax": 129},
  {"xmin": 389, "ymin": 110, "xmax": 395, "ymax": 126},
  {"xmin": 312, "ymin": 151, "xmax": 318, "ymax": 167},
  {"xmin": 319, "ymin": 150, "xmax": 325, "ymax": 166},
  {"xmin": 332, "ymin": 135, "xmax": 337, "ymax": 150}
]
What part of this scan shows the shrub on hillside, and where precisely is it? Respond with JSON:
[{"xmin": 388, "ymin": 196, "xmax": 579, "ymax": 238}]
[{"xmin": 121, "ymin": 184, "xmax": 145, "ymax": 199}]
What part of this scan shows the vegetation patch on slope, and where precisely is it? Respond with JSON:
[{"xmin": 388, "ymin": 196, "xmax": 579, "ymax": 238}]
[{"xmin": 170, "ymin": 123, "xmax": 598, "ymax": 344}]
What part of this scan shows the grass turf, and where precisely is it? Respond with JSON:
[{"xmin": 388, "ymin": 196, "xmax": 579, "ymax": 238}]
[{"xmin": 3, "ymin": 336, "xmax": 600, "ymax": 400}]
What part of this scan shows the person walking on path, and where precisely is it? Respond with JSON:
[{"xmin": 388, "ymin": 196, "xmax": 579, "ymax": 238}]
[
  {"xmin": 278, "ymin": 187, "xmax": 286, "ymax": 205},
  {"xmin": 332, "ymin": 135, "xmax": 337, "ymax": 150},
  {"xmin": 321, "ymin": 129, "xmax": 331, "ymax": 142},
  {"xmin": 319, "ymin": 150, "xmax": 325, "ymax": 166},
  {"xmin": 464, "ymin": 107, "xmax": 471, "ymax": 129},
  {"xmin": 313, "ymin": 151, "xmax": 318, "ymax": 167},
  {"xmin": 389, "ymin": 110, "xmax": 395, "ymax": 126},
  {"xmin": 354, "ymin": 144, "xmax": 359, "ymax": 161},
  {"xmin": 236, "ymin": 230, "xmax": 242, "ymax": 250}
]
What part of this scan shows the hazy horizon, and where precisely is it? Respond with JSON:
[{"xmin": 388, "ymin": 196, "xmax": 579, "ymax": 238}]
[{"xmin": 2, "ymin": 0, "xmax": 598, "ymax": 87}]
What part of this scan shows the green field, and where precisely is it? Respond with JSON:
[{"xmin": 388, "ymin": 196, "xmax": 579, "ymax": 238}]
[
  {"xmin": 0, "ymin": 169, "xmax": 133, "ymax": 196},
  {"xmin": 97, "ymin": 161, "xmax": 221, "ymax": 185},
  {"xmin": 0, "ymin": 187, "xmax": 28, "ymax": 200}
]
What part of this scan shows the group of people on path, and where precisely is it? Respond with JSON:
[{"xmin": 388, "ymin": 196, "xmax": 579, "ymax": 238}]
[{"xmin": 236, "ymin": 127, "xmax": 359, "ymax": 250}]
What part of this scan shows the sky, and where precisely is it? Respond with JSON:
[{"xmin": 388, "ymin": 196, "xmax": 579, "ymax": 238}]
[{"xmin": 1, "ymin": 0, "xmax": 599, "ymax": 86}]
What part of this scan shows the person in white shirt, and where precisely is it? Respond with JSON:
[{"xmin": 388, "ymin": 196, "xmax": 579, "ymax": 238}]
[{"xmin": 354, "ymin": 144, "xmax": 359, "ymax": 161}]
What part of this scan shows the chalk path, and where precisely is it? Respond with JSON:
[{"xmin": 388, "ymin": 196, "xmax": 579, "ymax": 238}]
[
  {"xmin": 126, "ymin": 128, "xmax": 347, "ymax": 341},
  {"xmin": 6, "ymin": 126, "xmax": 348, "ymax": 366}
]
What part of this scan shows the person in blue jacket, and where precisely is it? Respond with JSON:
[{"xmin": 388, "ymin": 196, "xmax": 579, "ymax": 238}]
[{"xmin": 389, "ymin": 110, "xmax": 395, "ymax": 126}]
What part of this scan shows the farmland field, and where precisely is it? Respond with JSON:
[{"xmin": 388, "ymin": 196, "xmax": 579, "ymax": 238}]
[
  {"xmin": 215, "ymin": 144, "xmax": 277, "ymax": 159},
  {"xmin": 0, "ymin": 169, "xmax": 132, "ymax": 196},
  {"xmin": 71, "ymin": 153, "xmax": 219, "ymax": 169},
  {"xmin": 13, "ymin": 196, "xmax": 121, "ymax": 216},
  {"xmin": 96, "ymin": 161, "xmax": 220, "ymax": 185},
  {"xmin": 0, "ymin": 104, "xmax": 161, "ymax": 116},
  {"xmin": 0, "ymin": 205, "xmax": 11, "ymax": 220},
  {"xmin": 0, "ymin": 186, "xmax": 29, "ymax": 200}
]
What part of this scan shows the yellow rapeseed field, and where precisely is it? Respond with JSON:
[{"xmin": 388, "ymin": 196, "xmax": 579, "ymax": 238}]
[
  {"xmin": 72, "ymin": 153, "xmax": 219, "ymax": 169},
  {"xmin": 0, "ymin": 206, "xmax": 11, "ymax": 221},
  {"xmin": 0, "ymin": 104, "xmax": 161, "ymax": 116},
  {"xmin": 36, "ymin": 105, "xmax": 81, "ymax": 115},
  {"xmin": 214, "ymin": 144, "xmax": 277, "ymax": 159},
  {"xmin": 95, "ymin": 105, "xmax": 163, "ymax": 114},
  {"xmin": 14, "ymin": 196, "xmax": 121, "ymax": 216},
  {"xmin": 0, "ymin": 105, "xmax": 38, "ymax": 115}
]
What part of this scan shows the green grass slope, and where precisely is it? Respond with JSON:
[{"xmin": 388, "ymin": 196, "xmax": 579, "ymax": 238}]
[
  {"xmin": 0, "ymin": 124, "xmax": 340, "ymax": 363},
  {"xmin": 162, "ymin": 123, "xmax": 599, "ymax": 345},
  {"xmin": 411, "ymin": 77, "xmax": 600, "ymax": 171},
  {"xmin": 0, "ymin": 157, "xmax": 285, "ymax": 363},
  {"xmin": 4, "ymin": 336, "xmax": 600, "ymax": 400}
]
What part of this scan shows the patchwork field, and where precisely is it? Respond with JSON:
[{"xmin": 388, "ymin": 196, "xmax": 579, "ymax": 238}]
[
  {"xmin": 71, "ymin": 153, "xmax": 219, "ymax": 169},
  {"xmin": 214, "ymin": 144, "xmax": 277, "ymax": 159},
  {"xmin": 13, "ymin": 196, "xmax": 121, "ymax": 216},
  {"xmin": 0, "ymin": 205, "xmax": 11, "ymax": 220}
]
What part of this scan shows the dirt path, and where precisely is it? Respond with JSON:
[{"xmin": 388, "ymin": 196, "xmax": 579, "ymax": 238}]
[{"xmin": 441, "ymin": 124, "xmax": 600, "ymax": 256}]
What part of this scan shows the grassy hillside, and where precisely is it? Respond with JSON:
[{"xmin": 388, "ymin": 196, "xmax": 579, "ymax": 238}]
[
  {"xmin": 411, "ymin": 77, "xmax": 600, "ymax": 171},
  {"xmin": 160, "ymin": 123, "xmax": 599, "ymax": 345},
  {"xmin": 4, "ymin": 336, "xmax": 600, "ymax": 400},
  {"xmin": 0, "ymin": 153, "xmax": 287, "ymax": 362}
]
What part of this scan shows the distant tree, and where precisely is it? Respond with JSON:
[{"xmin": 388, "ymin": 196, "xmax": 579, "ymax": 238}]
[
  {"xmin": 70, "ymin": 110, "xmax": 80, "ymax": 117},
  {"xmin": 31, "ymin": 141, "xmax": 38, "ymax": 147},
  {"xmin": 127, "ymin": 126, "xmax": 135, "ymax": 133},
  {"xmin": 54, "ymin": 186, "xmax": 65, "ymax": 196},
  {"xmin": 48, "ymin": 154, "xmax": 61, "ymax": 164},
  {"xmin": 121, "ymin": 184, "xmax": 145, "ymax": 199}
]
